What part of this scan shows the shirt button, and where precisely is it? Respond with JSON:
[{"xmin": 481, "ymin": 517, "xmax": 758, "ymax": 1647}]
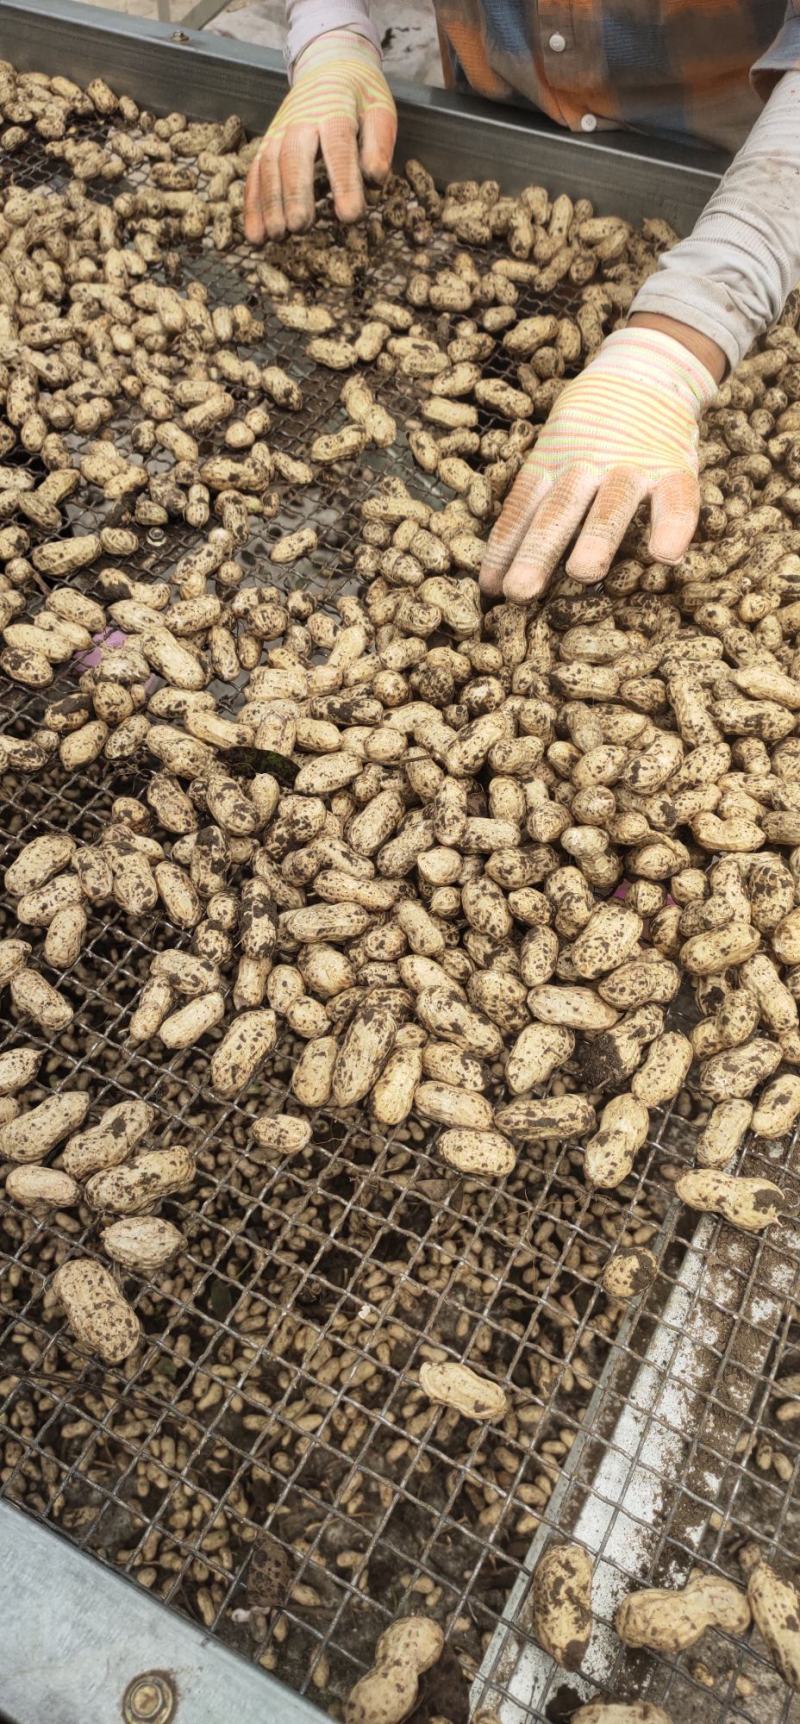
[
  {"xmin": 549, "ymin": 31, "xmax": 566, "ymax": 51},
  {"xmin": 581, "ymin": 112, "xmax": 597, "ymax": 131}
]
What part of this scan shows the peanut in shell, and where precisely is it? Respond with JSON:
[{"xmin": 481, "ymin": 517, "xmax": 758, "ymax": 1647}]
[
  {"xmin": 53, "ymin": 1258, "xmax": 141, "ymax": 1364},
  {"xmin": 419, "ymin": 1360, "xmax": 507, "ymax": 1421},
  {"xmin": 532, "ymin": 1541, "xmax": 593, "ymax": 1671}
]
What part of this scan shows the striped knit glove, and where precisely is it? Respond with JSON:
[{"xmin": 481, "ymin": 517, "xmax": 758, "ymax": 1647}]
[
  {"xmin": 480, "ymin": 328, "xmax": 718, "ymax": 602},
  {"xmin": 244, "ymin": 30, "xmax": 396, "ymax": 242}
]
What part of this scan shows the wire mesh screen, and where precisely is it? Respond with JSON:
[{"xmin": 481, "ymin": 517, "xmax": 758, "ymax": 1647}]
[{"xmin": 1, "ymin": 91, "xmax": 800, "ymax": 1724}]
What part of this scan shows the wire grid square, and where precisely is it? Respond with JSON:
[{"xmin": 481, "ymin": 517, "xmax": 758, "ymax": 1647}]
[{"xmin": 1, "ymin": 93, "xmax": 800, "ymax": 1724}]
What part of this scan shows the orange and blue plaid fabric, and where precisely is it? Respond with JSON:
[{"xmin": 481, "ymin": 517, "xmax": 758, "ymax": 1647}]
[{"xmin": 433, "ymin": 0, "xmax": 800, "ymax": 149}]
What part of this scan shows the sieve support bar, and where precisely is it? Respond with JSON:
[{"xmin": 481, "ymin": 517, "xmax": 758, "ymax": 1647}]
[{"xmin": 0, "ymin": 1500, "xmax": 329, "ymax": 1724}]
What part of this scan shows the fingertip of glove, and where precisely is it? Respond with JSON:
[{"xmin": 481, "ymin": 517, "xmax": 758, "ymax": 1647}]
[
  {"xmin": 647, "ymin": 527, "xmax": 694, "ymax": 565},
  {"xmin": 334, "ymin": 192, "xmax": 366, "ymax": 225},
  {"xmin": 478, "ymin": 565, "xmax": 503, "ymax": 598},
  {"xmin": 504, "ymin": 566, "xmax": 548, "ymax": 605}
]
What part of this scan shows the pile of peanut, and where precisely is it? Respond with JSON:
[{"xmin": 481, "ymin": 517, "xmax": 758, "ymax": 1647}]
[
  {"xmin": 2, "ymin": 60, "xmax": 800, "ymax": 1707},
  {"xmin": 0, "ymin": 63, "xmax": 798, "ymax": 1338}
]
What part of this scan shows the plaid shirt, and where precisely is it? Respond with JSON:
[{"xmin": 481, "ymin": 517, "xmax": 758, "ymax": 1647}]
[{"xmin": 433, "ymin": 0, "xmax": 800, "ymax": 148}]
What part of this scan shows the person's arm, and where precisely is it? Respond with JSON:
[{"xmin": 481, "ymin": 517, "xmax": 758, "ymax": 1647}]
[
  {"xmin": 631, "ymin": 69, "xmax": 800, "ymax": 375},
  {"xmin": 244, "ymin": 9, "xmax": 395, "ymax": 242},
  {"xmin": 482, "ymin": 69, "xmax": 800, "ymax": 602},
  {"xmin": 284, "ymin": 0, "xmax": 379, "ymax": 73}
]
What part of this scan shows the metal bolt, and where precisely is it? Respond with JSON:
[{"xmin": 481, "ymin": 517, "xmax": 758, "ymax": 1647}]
[{"xmin": 122, "ymin": 1670, "xmax": 177, "ymax": 1724}]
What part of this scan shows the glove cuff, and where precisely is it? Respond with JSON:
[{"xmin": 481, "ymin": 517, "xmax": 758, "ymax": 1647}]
[{"xmin": 293, "ymin": 27, "xmax": 382, "ymax": 80}]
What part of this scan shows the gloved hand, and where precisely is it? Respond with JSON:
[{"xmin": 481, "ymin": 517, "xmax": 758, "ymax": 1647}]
[
  {"xmin": 244, "ymin": 30, "xmax": 397, "ymax": 243},
  {"xmin": 479, "ymin": 327, "xmax": 718, "ymax": 603}
]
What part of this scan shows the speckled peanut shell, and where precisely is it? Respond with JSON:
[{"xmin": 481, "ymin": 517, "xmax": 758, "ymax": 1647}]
[
  {"xmin": 532, "ymin": 1541, "xmax": 593, "ymax": 1670},
  {"xmin": 53, "ymin": 1258, "xmax": 141, "ymax": 1364}
]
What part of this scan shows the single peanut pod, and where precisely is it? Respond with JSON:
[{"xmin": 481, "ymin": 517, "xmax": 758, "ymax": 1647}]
[
  {"xmin": 150, "ymin": 950, "xmax": 221, "ymax": 996},
  {"xmin": 506, "ymin": 1024, "xmax": 574, "ymax": 1094},
  {"xmin": 60, "ymin": 720, "xmax": 109, "ymax": 768},
  {"xmin": 344, "ymin": 1618, "xmax": 444, "ymax": 1724},
  {"xmin": 397, "ymin": 898, "xmax": 446, "ymax": 958},
  {"xmin": 146, "ymin": 773, "xmax": 200, "ymax": 835},
  {"xmin": 630, "ymin": 1031, "xmax": 692, "ymax": 1107},
  {"xmin": 680, "ymin": 921, "xmax": 761, "ymax": 976},
  {"xmin": 280, "ymin": 904, "xmax": 372, "ymax": 944},
  {"xmin": 675, "ymin": 1169, "xmax": 785, "ymax": 1231},
  {"xmin": 101, "ymin": 1216, "xmax": 184, "ymax": 1272},
  {"xmin": 296, "ymin": 944, "xmax": 353, "ymax": 999},
  {"xmin": 332, "ymin": 1005, "xmax": 398, "ymax": 1107},
  {"xmin": 414, "ymin": 1081, "xmax": 494, "ymax": 1131},
  {"xmin": 616, "ymin": 1574, "xmax": 751, "ymax": 1653},
  {"xmin": 495, "ymin": 1093, "xmax": 595, "ymax": 1142},
  {"xmin": 63, "ymin": 1099, "xmax": 154, "ymax": 1182},
  {"xmin": 598, "ymin": 958, "xmax": 680, "ymax": 1009},
  {"xmin": 519, "ymin": 925, "xmax": 559, "ymax": 988},
  {"xmin": 205, "ymin": 771, "xmax": 260, "ymax": 837},
  {"xmin": 6, "ymin": 1164, "xmax": 80, "ymax": 1213},
  {"xmin": 372, "ymin": 1046, "xmax": 423, "ymax": 1126},
  {"xmin": 252, "ymin": 1114, "xmax": 313, "ymax": 1155},
  {"xmin": 270, "ymin": 526, "xmax": 318, "ymax": 565},
  {"xmin": 292, "ymin": 1035, "xmax": 338, "ymax": 1107},
  {"xmin": 584, "ymin": 1093, "xmax": 650, "ymax": 1189},
  {"xmin": 210, "ymin": 1009, "xmax": 278, "ymax": 1098},
  {"xmin": 422, "ymin": 1043, "xmax": 486, "ymax": 1091},
  {"xmin": 159, "ymin": 991, "xmax": 226, "ymax": 1050},
  {"xmin": 86, "ymin": 1145, "xmax": 196, "ymax": 1214},
  {"xmin": 108, "ymin": 848, "xmax": 158, "ymax": 917},
  {"xmin": 532, "ymin": 1541, "xmax": 593, "ymax": 1671},
  {"xmin": 141, "ymin": 628, "xmax": 207, "ymax": 690},
  {"xmin": 747, "ymin": 1559, "xmax": 800, "ymax": 1690},
  {"xmin": 315, "ymin": 870, "xmax": 401, "ymax": 915},
  {"xmin": 44, "ymin": 900, "xmax": 88, "ymax": 970},
  {"xmin": 700, "ymin": 1038, "xmax": 782, "ymax": 1100},
  {"xmin": 128, "ymin": 976, "xmax": 174, "ymax": 1045},
  {"xmin": 154, "ymin": 861, "xmax": 202, "ymax": 929},
  {"xmin": 233, "ymin": 956, "xmax": 271, "ymax": 1010},
  {"xmin": 0, "ymin": 1091, "xmax": 90, "ymax": 1165},
  {"xmin": 419, "ymin": 1360, "xmax": 507, "ymax": 1421},
  {"xmin": 528, "ymin": 985, "xmax": 619, "ymax": 1031},
  {"xmin": 461, "ymin": 876, "xmax": 513, "ymax": 940},
  {"xmin": 741, "ymin": 952, "xmax": 798, "ymax": 1036},
  {"xmin": 53, "ymin": 1258, "xmax": 141, "ymax": 1364},
  {"xmin": 752, "ymin": 1073, "xmax": 800, "ymax": 1139},
  {"xmin": 601, "ymin": 1247, "xmax": 657, "ymax": 1301},
  {"xmin": 399, "ymin": 956, "xmax": 460, "ymax": 996},
  {"xmin": 73, "ymin": 848, "xmax": 113, "ymax": 904},
  {"xmin": 5, "ymin": 833, "xmax": 77, "ymax": 895},
  {"xmin": 438, "ymin": 1128, "xmax": 516, "ymax": 1177},
  {"xmin": 286, "ymin": 999, "xmax": 329, "ymax": 1034},
  {"xmin": 571, "ymin": 903, "xmax": 642, "ymax": 980},
  {"xmin": 9, "ymin": 968, "xmax": 73, "ymax": 1033},
  {"xmin": 696, "ymin": 1100, "xmax": 753, "ymax": 1168},
  {"xmin": 0, "ymin": 1046, "xmax": 42, "ymax": 1096}
]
